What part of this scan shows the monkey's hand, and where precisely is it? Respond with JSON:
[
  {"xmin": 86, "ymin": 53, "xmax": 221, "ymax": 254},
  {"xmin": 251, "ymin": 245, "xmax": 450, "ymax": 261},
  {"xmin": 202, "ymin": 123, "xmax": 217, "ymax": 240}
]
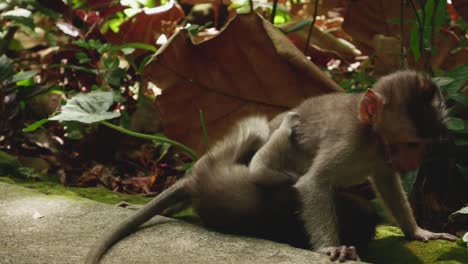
[
  {"xmin": 318, "ymin": 246, "xmax": 360, "ymax": 262},
  {"xmin": 410, "ymin": 227, "xmax": 458, "ymax": 242}
]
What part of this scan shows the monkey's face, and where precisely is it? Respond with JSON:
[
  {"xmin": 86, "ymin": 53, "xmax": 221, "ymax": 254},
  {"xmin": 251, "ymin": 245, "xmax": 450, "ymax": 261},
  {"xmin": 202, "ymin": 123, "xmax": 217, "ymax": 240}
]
[{"xmin": 373, "ymin": 71, "xmax": 445, "ymax": 172}]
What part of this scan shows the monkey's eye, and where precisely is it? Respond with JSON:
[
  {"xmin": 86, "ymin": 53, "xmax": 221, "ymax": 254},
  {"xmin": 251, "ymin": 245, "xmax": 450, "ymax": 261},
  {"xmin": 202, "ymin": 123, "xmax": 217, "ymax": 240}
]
[{"xmin": 406, "ymin": 142, "xmax": 420, "ymax": 149}]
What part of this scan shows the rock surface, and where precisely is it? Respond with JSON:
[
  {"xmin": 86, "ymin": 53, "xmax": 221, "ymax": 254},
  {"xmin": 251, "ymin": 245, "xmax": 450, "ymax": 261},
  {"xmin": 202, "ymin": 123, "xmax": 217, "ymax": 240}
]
[{"xmin": 0, "ymin": 182, "xmax": 344, "ymax": 264}]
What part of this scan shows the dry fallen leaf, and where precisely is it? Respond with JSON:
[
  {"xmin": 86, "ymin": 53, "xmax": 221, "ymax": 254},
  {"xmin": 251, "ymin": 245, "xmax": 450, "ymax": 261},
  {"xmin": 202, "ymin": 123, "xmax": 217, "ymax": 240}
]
[
  {"xmin": 144, "ymin": 13, "xmax": 341, "ymax": 153},
  {"xmin": 342, "ymin": 0, "xmax": 415, "ymax": 54},
  {"xmin": 105, "ymin": 2, "xmax": 185, "ymax": 46}
]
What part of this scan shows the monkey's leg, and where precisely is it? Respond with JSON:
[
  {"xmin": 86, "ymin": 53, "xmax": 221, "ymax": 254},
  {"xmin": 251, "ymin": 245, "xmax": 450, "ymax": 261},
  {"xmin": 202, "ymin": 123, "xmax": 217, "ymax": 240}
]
[
  {"xmin": 249, "ymin": 112, "xmax": 300, "ymax": 185},
  {"xmin": 295, "ymin": 152, "xmax": 360, "ymax": 262},
  {"xmin": 335, "ymin": 191, "xmax": 378, "ymax": 254}
]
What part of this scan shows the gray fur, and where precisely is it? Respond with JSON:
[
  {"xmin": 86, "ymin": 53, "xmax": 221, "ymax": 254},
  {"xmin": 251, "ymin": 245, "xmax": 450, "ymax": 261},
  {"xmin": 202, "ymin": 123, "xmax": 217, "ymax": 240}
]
[{"xmin": 84, "ymin": 113, "xmax": 301, "ymax": 264}]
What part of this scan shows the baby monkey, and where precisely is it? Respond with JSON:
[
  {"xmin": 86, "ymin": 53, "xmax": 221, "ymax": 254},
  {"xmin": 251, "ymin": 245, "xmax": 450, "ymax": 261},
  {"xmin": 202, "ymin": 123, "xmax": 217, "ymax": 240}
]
[{"xmin": 85, "ymin": 112, "xmax": 304, "ymax": 264}]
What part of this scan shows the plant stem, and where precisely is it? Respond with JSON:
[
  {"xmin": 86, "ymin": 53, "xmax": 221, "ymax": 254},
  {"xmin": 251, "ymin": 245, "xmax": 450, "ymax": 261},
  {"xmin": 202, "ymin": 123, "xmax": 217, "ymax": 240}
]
[
  {"xmin": 400, "ymin": 0, "xmax": 407, "ymax": 69},
  {"xmin": 249, "ymin": 0, "xmax": 254, "ymax": 13},
  {"xmin": 271, "ymin": 0, "xmax": 279, "ymax": 24},
  {"xmin": 304, "ymin": 0, "xmax": 319, "ymax": 54},
  {"xmin": 99, "ymin": 120, "xmax": 199, "ymax": 160},
  {"xmin": 199, "ymin": 110, "xmax": 210, "ymax": 150}
]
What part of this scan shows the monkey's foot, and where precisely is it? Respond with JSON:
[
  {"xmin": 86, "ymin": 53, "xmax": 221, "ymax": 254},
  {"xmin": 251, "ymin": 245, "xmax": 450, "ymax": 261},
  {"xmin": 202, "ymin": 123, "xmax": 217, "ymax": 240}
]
[
  {"xmin": 410, "ymin": 227, "xmax": 458, "ymax": 242},
  {"xmin": 280, "ymin": 112, "xmax": 301, "ymax": 132},
  {"xmin": 318, "ymin": 246, "xmax": 360, "ymax": 262}
]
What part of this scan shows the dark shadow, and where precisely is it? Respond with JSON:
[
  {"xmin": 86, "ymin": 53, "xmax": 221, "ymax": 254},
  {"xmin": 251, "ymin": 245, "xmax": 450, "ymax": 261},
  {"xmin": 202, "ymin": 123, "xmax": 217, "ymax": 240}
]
[
  {"xmin": 436, "ymin": 247, "xmax": 468, "ymax": 263},
  {"xmin": 363, "ymin": 236, "xmax": 424, "ymax": 264}
]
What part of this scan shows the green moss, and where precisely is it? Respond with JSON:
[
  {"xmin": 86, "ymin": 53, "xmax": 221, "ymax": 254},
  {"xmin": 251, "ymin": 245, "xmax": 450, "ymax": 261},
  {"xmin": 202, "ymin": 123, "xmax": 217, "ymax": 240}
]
[
  {"xmin": 365, "ymin": 225, "xmax": 468, "ymax": 264},
  {"xmin": 2, "ymin": 176, "xmax": 466, "ymax": 263},
  {"xmin": 0, "ymin": 176, "xmax": 152, "ymax": 205}
]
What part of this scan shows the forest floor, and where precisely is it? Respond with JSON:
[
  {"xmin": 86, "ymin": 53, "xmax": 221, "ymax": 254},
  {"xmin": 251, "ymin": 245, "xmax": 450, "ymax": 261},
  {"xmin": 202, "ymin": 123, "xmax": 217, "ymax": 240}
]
[{"xmin": 1, "ymin": 177, "xmax": 466, "ymax": 264}]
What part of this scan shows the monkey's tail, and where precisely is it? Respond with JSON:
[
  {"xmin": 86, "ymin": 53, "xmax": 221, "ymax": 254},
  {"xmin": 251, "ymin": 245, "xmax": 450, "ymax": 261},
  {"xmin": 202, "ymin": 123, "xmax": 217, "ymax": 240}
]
[
  {"xmin": 84, "ymin": 179, "xmax": 190, "ymax": 264},
  {"xmin": 209, "ymin": 116, "xmax": 270, "ymax": 164}
]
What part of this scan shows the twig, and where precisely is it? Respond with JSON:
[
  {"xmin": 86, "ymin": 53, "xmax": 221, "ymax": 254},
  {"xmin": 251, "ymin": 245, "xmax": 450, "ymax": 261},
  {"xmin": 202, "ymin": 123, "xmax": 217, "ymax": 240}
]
[
  {"xmin": 99, "ymin": 120, "xmax": 199, "ymax": 160},
  {"xmin": 304, "ymin": 0, "xmax": 319, "ymax": 54},
  {"xmin": 249, "ymin": 0, "xmax": 254, "ymax": 13},
  {"xmin": 271, "ymin": 0, "xmax": 279, "ymax": 24},
  {"xmin": 400, "ymin": 0, "xmax": 407, "ymax": 69}
]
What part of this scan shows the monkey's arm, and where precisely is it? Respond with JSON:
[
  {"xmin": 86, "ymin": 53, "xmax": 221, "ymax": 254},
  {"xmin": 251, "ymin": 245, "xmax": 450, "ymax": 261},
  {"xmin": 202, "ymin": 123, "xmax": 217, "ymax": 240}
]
[
  {"xmin": 371, "ymin": 171, "xmax": 457, "ymax": 241},
  {"xmin": 371, "ymin": 171, "xmax": 417, "ymax": 235}
]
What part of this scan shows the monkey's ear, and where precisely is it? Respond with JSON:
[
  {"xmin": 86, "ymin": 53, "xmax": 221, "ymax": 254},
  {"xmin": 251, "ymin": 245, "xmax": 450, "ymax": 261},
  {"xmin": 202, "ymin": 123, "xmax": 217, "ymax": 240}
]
[{"xmin": 359, "ymin": 89, "xmax": 384, "ymax": 125}]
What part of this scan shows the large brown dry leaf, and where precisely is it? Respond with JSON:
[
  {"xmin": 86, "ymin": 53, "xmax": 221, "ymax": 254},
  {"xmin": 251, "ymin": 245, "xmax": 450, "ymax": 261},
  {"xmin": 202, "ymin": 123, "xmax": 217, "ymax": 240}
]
[
  {"xmin": 144, "ymin": 13, "xmax": 341, "ymax": 153},
  {"xmin": 105, "ymin": 2, "xmax": 185, "ymax": 46},
  {"xmin": 342, "ymin": 0, "xmax": 415, "ymax": 54}
]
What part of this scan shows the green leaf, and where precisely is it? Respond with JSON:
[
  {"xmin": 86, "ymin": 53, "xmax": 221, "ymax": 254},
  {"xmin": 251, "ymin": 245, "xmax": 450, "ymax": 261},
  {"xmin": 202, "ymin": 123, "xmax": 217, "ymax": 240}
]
[
  {"xmin": 103, "ymin": 57, "xmax": 119, "ymax": 69},
  {"xmin": 75, "ymin": 52, "xmax": 90, "ymax": 64},
  {"xmin": 49, "ymin": 91, "xmax": 120, "ymax": 123},
  {"xmin": 432, "ymin": 76, "xmax": 454, "ymax": 88},
  {"xmin": 106, "ymin": 68, "xmax": 125, "ymax": 87},
  {"xmin": 3, "ymin": 15, "xmax": 35, "ymax": 30},
  {"xmin": 448, "ymin": 94, "xmax": 468, "ymax": 108},
  {"xmin": 23, "ymin": 118, "xmax": 49, "ymax": 132},
  {"xmin": 16, "ymin": 78, "xmax": 33, "ymax": 87},
  {"xmin": 446, "ymin": 64, "xmax": 468, "ymax": 93},
  {"xmin": 0, "ymin": 55, "xmax": 14, "ymax": 82},
  {"xmin": 11, "ymin": 70, "xmax": 38, "ymax": 83},
  {"xmin": 446, "ymin": 117, "xmax": 468, "ymax": 134},
  {"xmin": 284, "ymin": 19, "xmax": 311, "ymax": 34},
  {"xmin": 0, "ymin": 150, "xmax": 21, "ymax": 167}
]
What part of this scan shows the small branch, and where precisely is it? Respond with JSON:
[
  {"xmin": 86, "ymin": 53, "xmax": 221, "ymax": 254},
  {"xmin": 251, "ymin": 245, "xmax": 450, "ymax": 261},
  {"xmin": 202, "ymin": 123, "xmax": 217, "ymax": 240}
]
[
  {"xmin": 303, "ymin": 0, "xmax": 319, "ymax": 54},
  {"xmin": 249, "ymin": 0, "xmax": 254, "ymax": 13},
  {"xmin": 400, "ymin": 0, "xmax": 406, "ymax": 69},
  {"xmin": 271, "ymin": 0, "xmax": 279, "ymax": 24},
  {"xmin": 99, "ymin": 120, "xmax": 199, "ymax": 160}
]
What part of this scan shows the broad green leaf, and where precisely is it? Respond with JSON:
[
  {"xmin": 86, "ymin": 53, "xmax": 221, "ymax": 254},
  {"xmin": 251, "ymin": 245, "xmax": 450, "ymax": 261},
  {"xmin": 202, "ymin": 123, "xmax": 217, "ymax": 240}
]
[
  {"xmin": 448, "ymin": 94, "xmax": 468, "ymax": 108},
  {"xmin": 49, "ymin": 91, "xmax": 120, "ymax": 124},
  {"xmin": 432, "ymin": 76, "xmax": 454, "ymax": 88},
  {"xmin": 11, "ymin": 70, "xmax": 38, "ymax": 83},
  {"xmin": 446, "ymin": 117, "xmax": 468, "ymax": 133},
  {"xmin": 106, "ymin": 68, "xmax": 125, "ymax": 87},
  {"xmin": 103, "ymin": 57, "xmax": 119, "ymax": 69},
  {"xmin": 446, "ymin": 64, "xmax": 468, "ymax": 93},
  {"xmin": 23, "ymin": 118, "xmax": 49, "ymax": 132}
]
